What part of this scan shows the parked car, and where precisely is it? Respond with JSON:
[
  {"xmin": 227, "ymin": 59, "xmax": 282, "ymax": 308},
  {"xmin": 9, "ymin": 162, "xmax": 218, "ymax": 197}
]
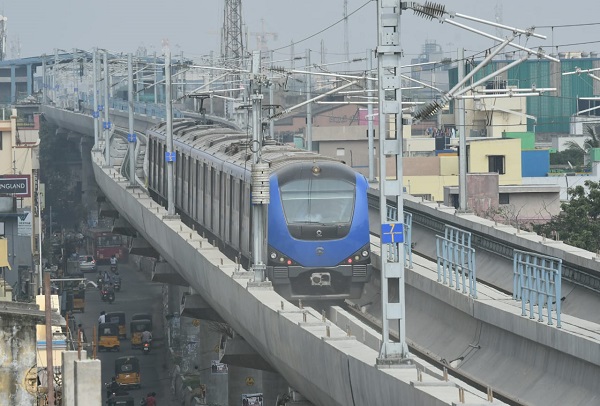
[{"xmin": 78, "ymin": 255, "xmax": 97, "ymax": 272}]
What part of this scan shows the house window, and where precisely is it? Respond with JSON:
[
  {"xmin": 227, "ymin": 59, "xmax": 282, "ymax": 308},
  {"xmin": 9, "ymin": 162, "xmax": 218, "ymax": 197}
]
[
  {"xmin": 336, "ymin": 148, "xmax": 345, "ymax": 156},
  {"xmin": 0, "ymin": 132, "xmax": 3, "ymax": 150},
  {"xmin": 488, "ymin": 155, "xmax": 505, "ymax": 174},
  {"xmin": 499, "ymin": 193, "xmax": 510, "ymax": 204}
]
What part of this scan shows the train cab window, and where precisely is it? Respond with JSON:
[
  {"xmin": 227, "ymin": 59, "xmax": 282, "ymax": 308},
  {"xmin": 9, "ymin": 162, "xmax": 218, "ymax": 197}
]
[{"xmin": 280, "ymin": 178, "xmax": 355, "ymax": 225}]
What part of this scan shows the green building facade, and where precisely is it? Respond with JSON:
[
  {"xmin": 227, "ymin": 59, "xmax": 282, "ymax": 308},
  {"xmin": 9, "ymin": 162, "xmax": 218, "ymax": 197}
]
[{"xmin": 449, "ymin": 57, "xmax": 600, "ymax": 134}]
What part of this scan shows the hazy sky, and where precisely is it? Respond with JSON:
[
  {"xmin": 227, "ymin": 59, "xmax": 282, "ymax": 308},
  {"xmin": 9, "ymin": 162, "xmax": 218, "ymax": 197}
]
[{"xmin": 3, "ymin": 1, "xmax": 599, "ymax": 66}]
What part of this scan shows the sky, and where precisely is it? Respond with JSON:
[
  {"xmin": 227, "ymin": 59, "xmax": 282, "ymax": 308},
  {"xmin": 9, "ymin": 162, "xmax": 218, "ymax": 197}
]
[{"xmin": 2, "ymin": 0, "xmax": 600, "ymax": 67}]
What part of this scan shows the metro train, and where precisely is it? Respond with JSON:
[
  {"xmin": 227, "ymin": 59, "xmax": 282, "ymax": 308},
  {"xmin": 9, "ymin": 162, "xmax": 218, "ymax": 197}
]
[{"xmin": 146, "ymin": 119, "xmax": 372, "ymax": 300}]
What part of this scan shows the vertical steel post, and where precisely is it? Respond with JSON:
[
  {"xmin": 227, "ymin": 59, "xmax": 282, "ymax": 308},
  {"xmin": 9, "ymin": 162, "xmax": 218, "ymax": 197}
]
[
  {"xmin": 42, "ymin": 56, "xmax": 47, "ymax": 105},
  {"xmin": 92, "ymin": 48, "xmax": 99, "ymax": 149},
  {"xmin": 154, "ymin": 51, "xmax": 158, "ymax": 104},
  {"xmin": 367, "ymin": 49, "xmax": 375, "ymax": 182},
  {"xmin": 377, "ymin": 0, "xmax": 409, "ymax": 360},
  {"xmin": 305, "ymin": 49, "xmax": 312, "ymax": 151},
  {"xmin": 128, "ymin": 53, "xmax": 136, "ymax": 187},
  {"xmin": 209, "ymin": 51, "xmax": 214, "ymax": 115},
  {"xmin": 251, "ymin": 51, "xmax": 266, "ymax": 282},
  {"xmin": 269, "ymin": 50, "xmax": 275, "ymax": 141},
  {"xmin": 458, "ymin": 48, "xmax": 467, "ymax": 211},
  {"xmin": 44, "ymin": 271, "xmax": 55, "ymax": 405},
  {"xmin": 166, "ymin": 49, "xmax": 175, "ymax": 216},
  {"xmin": 103, "ymin": 51, "xmax": 110, "ymax": 165}
]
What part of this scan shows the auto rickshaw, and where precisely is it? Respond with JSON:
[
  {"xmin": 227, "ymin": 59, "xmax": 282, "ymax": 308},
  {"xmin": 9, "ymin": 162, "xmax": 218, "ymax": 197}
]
[
  {"xmin": 105, "ymin": 311, "xmax": 127, "ymax": 339},
  {"xmin": 72, "ymin": 287, "xmax": 85, "ymax": 313},
  {"xmin": 106, "ymin": 395, "xmax": 135, "ymax": 406},
  {"xmin": 131, "ymin": 313, "xmax": 152, "ymax": 324},
  {"xmin": 130, "ymin": 318, "xmax": 152, "ymax": 349},
  {"xmin": 98, "ymin": 322, "xmax": 120, "ymax": 352},
  {"xmin": 114, "ymin": 356, "xmax": 141, "ymax": 389}
]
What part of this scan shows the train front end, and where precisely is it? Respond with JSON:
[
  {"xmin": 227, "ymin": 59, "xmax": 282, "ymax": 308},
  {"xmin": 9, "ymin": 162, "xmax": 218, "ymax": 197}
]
[{"xmin": 267, "ymin": 161, "xmax": 372, "ymax": 300}]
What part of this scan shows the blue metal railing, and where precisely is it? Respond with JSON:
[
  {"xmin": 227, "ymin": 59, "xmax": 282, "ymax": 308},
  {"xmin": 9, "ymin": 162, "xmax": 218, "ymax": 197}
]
[
  {"xmin": 513, "ymin": 250, "xmax": 562, "ymax": 327},
  {"xmin": 435, "ymin": 225, "xmax": 477, "ymax": 298}
]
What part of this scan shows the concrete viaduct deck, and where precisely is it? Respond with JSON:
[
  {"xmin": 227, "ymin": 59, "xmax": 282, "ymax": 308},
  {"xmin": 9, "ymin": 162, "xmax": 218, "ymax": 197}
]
[{"xmin": 42, "ymin": 104, "xmax": 600, "ymax": 405}]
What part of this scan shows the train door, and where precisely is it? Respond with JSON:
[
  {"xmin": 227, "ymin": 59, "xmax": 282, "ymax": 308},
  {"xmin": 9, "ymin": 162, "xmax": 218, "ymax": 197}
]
[
  {"xmin": 189, "ymin": 159, "xmax": 196, "ymax": 219},
  {"xmin": 176, "ymin": 152, "xmax": 182, "ymax": 208},
  {"xmin": 204, "ymin": 164, "xmax": 212, "ymax": 231},
  {"xmin": 197, "ymin": 161, "xmax": 204, "ymax": 224},
  {"xmin": 223, "ymin": 174, "xmax": 231, "ymax": 245},
  {"xmin": 182, "ymin": 155, "xmax": 189, "ymax": 213},
  {"xmin": 212, "ymin": 170, "xmax": 220, "ymax": 236},
  {"xmin": 240, "ymin": 179, "xmax": 251, "ymax": 256},
  {"xmin": 230, "ymin": 177, "xmax": 241, "ymax": 251}
]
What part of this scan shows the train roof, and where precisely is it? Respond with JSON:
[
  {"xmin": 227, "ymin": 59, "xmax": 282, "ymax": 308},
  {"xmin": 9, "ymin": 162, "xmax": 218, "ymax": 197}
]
[{"xmin": 148, "ymin": 119, "xmax": 350, "ymax": 174}]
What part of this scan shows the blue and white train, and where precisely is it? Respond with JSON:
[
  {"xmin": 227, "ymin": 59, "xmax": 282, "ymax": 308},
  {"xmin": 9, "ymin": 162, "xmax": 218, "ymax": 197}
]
[{"xmin": 146, "ymin": 119, "xmax": 372, "ymax": 300}]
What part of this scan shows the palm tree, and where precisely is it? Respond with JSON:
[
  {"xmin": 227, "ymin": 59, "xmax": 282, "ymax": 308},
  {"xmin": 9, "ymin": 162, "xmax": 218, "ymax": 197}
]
[{"xmin": 565, "ymin": 125, "xmax": 600, "ymax": 153}]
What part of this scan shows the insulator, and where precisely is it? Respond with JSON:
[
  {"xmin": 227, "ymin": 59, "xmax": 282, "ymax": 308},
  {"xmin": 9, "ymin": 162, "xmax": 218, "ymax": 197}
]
[
  {"xmin": 412, "ymin": 1, "xmax": 446, "ymax": 21},
  {"xmin": 251, "ymin": 162, "xmax": 270, "ymax": 204}
]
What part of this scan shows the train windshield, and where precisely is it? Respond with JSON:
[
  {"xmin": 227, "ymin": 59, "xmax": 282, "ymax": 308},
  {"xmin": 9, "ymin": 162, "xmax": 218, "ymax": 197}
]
[{"xmin": 280, "ymin": 178, "xmax": 355, "ymax": 225}]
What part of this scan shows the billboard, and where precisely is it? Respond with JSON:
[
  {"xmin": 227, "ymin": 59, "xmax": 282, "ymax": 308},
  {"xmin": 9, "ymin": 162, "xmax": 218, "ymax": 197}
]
[{"xmin": 0, "ymin": 175, "xmax": 31, "ymax": 197}]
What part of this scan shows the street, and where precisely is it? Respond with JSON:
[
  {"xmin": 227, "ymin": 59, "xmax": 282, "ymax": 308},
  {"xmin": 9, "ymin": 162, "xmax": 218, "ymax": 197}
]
[{"xmin": 70, "ymin": 260, "xmax": 174, "ymax": 405}]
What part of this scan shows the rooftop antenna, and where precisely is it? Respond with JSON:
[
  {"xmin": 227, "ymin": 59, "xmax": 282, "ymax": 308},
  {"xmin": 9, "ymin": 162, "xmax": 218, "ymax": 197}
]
[{"xmin": 344, "ymin": 0, "xmax": 350, "ymax": 71}]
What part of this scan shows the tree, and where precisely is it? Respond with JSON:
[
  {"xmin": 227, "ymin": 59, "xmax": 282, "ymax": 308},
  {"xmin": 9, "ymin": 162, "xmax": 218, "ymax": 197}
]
[
  {"xmin": 564, "ymin": 126, "xmax": 600, "ymax": 154},
  {"xmin": 533, "ymin": 180, "xmax": 600, "ymax": 252}
]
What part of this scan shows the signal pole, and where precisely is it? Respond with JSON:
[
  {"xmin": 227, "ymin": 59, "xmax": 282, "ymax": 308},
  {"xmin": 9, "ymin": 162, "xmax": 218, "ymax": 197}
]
[
  {"xmin": 128, "ymin": 53, "xmax": 136, "ymax": 187},
  {"xmin": 376, "ymin": 0, "xmax": 409, "ymax": 361},
  {"xmin": 250, "ymin": 51, "xmax": 269, "ymax": 282},
  {"xmin": 103, "ymin": 51, "xmax": 111, "ymax": 165},
  {"xmin": 165, "ymin": 48, "xmax": 175, "ymax": 216}
]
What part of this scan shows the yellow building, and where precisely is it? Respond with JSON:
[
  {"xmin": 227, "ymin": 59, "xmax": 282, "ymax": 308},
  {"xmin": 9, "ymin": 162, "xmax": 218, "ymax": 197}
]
[
  {"xmin": 0, "ymin": 108, "xmax": 42, "ymax": 297},
  {"xmin": 402, "ymin": 137, "xmax": 522, "ymax": 201}
]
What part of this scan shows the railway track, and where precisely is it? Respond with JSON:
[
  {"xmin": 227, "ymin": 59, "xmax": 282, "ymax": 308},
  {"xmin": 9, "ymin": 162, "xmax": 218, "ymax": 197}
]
[{"xmin": 338, "ymin": 300, "xmax": 525, "ymax": 406}]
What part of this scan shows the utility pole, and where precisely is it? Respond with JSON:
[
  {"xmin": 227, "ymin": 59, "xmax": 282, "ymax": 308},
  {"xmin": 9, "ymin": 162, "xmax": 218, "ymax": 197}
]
[
  {"xmin": 305, "ymin": 49, "xmax": 312, "ymax": 151},
  {"xmin": 250, "ymin": 51, "xmax": 268, "ymax": 283},
  {"xmin": 269, "ymin": 50, "xmax": 275, "ymax": 140},
  {"xmin": 457, "ymin": 48, "xmax": 467, "ymax": 211},
  {"xmin": 154, "ymin": 51, "xmax": 158, "ymax": 103},
  {"xmin": 165, "ymin": 49, "xmax": 175, "ymax": 216},
  {"xmin": 128, "ymin": 53, "xmax": 136, "ymax": 187},
  {"xmin": 92, "ymin": 48, "xmax": 99, "ymax": 149},
  {"xmin": 376, "ymin": 0, "xmax": 409, "ymax": 361},
  {"xmin": 103, "ymin": 52, "xmax": 111, "ymax": 166},
  {"xmin": 44, "ymin": 271, "xmax": 55, "ymax": 406},
  {"xmin": 42, "ymin": 55, "xmax": 47, "ymax": 105},
  {"xmin": 344, "ymin": 0, "xmax": 350, "ymax": 71},
  {"xmin": 367, "ymin": 49, "xmax": 375, "ymax": 182}
]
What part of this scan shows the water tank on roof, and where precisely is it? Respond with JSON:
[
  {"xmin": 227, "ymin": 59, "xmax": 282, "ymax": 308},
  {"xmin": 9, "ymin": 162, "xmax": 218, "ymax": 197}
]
[
  {"xmin": 582, "ymin": 52, "xmax": 589, "ymax": 58},
  {"xmin": 558, "ymin": 52, "xmax": 566, "ymax": 59},
  {"xmin": 591, "ymin": 52, "xmax": 598, "ymax": 58}
]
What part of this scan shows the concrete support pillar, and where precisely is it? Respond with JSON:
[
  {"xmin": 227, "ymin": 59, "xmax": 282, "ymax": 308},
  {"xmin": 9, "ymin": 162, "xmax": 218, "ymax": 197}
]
[
  {"xmin": 80, "ymin": 136, "xmax": 96, "ymax": 214},
  {"xmin": 27, "ymin": 64, "xmax": 33, "ymax": 96},
  {"xmin": 261, "ymin": 370, "xmax": 289, "ymax": 403},
  {"xmin": 10, "ymin": 65, "xmax": 16, "ymax": 103},
  {"xmin": 74, "ymin": 359, "xmax": 101, "ymax": 406},
  {"xmin": 228, "ymin": 365, "xmax": 260, "ymax": 406},
  {"xmin": 179, "ymin": 315, "xmax": 199, "ymax": 374},
  {"xmin": 62, "ymin": 350, "xmax": 87, "ymax": 406},
  {"xmin": 199, "ymin": 327, "xmax": 228, "ymax": 405}
]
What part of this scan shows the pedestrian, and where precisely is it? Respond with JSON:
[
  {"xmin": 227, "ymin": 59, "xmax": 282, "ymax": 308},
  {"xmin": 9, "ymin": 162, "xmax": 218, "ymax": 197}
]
[
  {"xmin": 98, "ymin": 311, "xmax": 106, "ymax": 324},
  {"xmin": 77, "ymin": 323, "xmax": 87, "ymax": 343},
  {"xmin": 145, "ymin": 392, "xmax": 156, "ymax": 406}
]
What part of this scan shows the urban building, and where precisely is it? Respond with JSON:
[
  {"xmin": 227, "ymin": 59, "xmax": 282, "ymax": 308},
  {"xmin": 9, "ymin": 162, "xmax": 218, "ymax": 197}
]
[{"xmin": 0, "ymin": 108, "xmax": 42, "ymax": 299}]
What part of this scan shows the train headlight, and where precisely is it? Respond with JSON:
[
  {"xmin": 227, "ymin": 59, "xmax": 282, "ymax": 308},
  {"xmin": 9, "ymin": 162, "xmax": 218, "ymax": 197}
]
[
  {"xmin": 270, "ymin": 252, "xmax": 277, "ymax": 259},
  {"xmin": 279, "ymin": 258, "xmax": 285, "ymax": 263},
  {"xmin": 361, "ymin": 250, "xmax": 369, "ymax": 257},
  {"xmin": 354, "ymin": 255, "xmax": 360, "ymax": 261},
  {"xmin": 311, "ymin": 166, "xmax": 321, "ymax": 176}
]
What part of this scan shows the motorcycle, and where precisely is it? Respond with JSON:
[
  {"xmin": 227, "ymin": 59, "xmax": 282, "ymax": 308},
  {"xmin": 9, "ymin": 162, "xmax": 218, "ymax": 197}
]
[
  {"xmin": 97, "ymin": 275, "xmax": 104, "ymax": 289},
  {"xmin": 142, "ymin": 341, "xmax": 151, "ymax": 355},
  {"xmin": 101, "ymin": 289, "xmax": 115, "ymax": 304},
  {"xmin": 113, "ymin": 274, "xmax": 121, "ymax": 291},
  {"xmin": 110, "ymin": 263, "xmax": 118, "ymax": 273},
  {"xmin": 104, "ymin": 381, "xmax": 128, "ymax": 398}
]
